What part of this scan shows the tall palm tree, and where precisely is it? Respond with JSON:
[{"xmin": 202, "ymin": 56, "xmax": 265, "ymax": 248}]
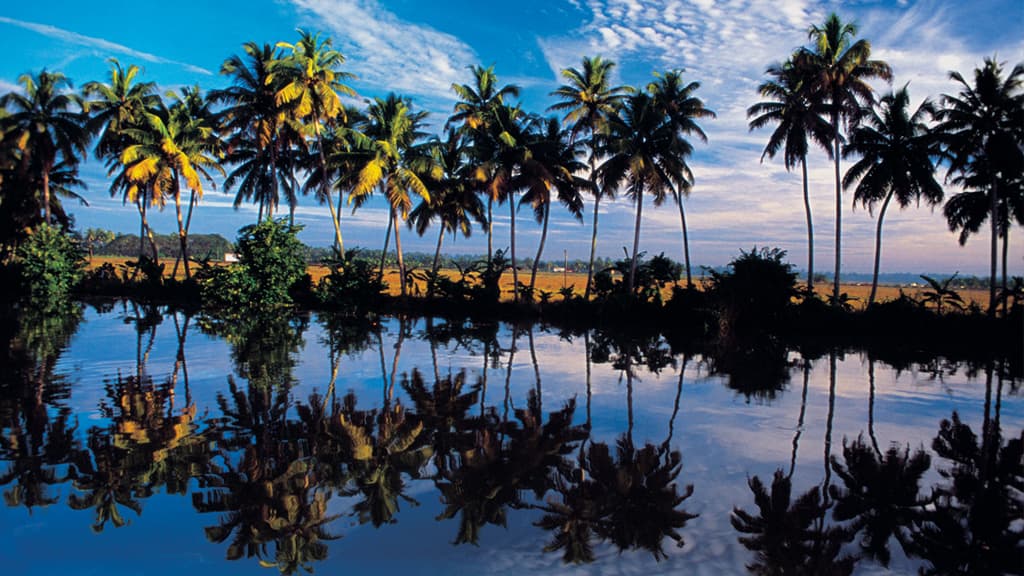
[
  {"xmin": 0, "ymin": 70, "xmax": 88, "ymax": 225},
  {"xmin": 748, "ymin": 58, "xmax": 833, "ymax": 292},
  {"xmin": 516, "ymin": 118, "xmax": 586, "ymax": 293},
  {"xmin": 119, "ymin": 95, "xmax": 222, "ymax": 279},
  {"xmin": 935, "ymin": 58, "xmax": 1024, "ymax": 316},
  {"xmin": 647, "ymin": 70, "xmax": 715, "ymax": 287},
  {"xmin": 549, "ymin": 56, "xmax": 629, "ymax": 300},
  {"xmin": 82, "ymin": 60, "xmax": 159, "ymax": 258},
  {"xmin": 271, "ymin": 29, "xmax": 355, "ymax": 253},
  {"xmin": 597, "ymin": 93, "xmax": 689, "ymax": 295},
  {"xmin": 845, "ymin": 86, "xmax": 943, "ymax": 305},
  {"xmin": 799, "ymin": 13, "xmax": 892, "ymax": 304},
  {"xmin": 449, "ymin": 65, "xmax": 520, "ymax": 262},
  {"xmin": 212, "ymin": 42, "xmax": 294, "ymax": 221},
  {"xmin": 408, "ymin": 129, "xmax": 486, "ymax": 296},
  {"xmin": 350, "ymin": 93, "xmax": 431, "ymax": 297}
]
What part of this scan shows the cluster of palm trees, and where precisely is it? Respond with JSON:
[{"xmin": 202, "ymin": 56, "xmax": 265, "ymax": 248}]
[
  {"xmin": 748, "ymin": 13, "xmax": 1023, "ymax": 315},
  {"xmin": 1, "ymin": 15, "xmax": 1020, "ymax": 310}
]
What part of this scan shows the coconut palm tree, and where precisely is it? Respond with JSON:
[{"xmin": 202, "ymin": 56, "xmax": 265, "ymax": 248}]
[
  {"xmin": 748, "ymin": 58, "xmax": 833, "ymax": 292},
  {"xmin": 647, "ymin": 70, "xmax": 715, "ymax": 288},
  {"xmin": 548, "ymin": 56, "xmax": 629, "ymax": 300},
  {"xmin": 350, "ymin": 93, "xmax": 431, "ymax": 297},
  {"xmin": 271, "ymin": 29, "xmax": 355, "ymax": 253},
  {"xmin": 212, "ymin": 41, "xmax": 295, "ymax": 221},
  {"xmin": 516, "ymin": 118, "xmax": 586, "ymax": 294},
  {"xmin": 449, "ymin": 65, "xmax": 520, "ymax": 262},
  {"xmin": 118, "ymin": 95, "xmax": 223, "ymax": 279},
  {"xmin": 845, "ymin": 86, "xmax": 943, "ymax": 305},
  {"xmin": 799, "ymin": 13, "xmax": 892, "ymax": 304},
  {"xmin": 0, "ymin": 70, "xmax": 89, "ymax": 225},
  {"xmin": 408, "ymin": 129, "xmax": 486, "ymax": 296},
  {"xmin": 597, "ymin": 92, "xmax": 689, "ymax": 295},
  {"xmin": 935, "ymin": 58, "xmax": 1024, "ymax": 316}
]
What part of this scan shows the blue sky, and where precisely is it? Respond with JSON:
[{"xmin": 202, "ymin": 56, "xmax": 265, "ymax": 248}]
[{"xmin": 1, "ymin": 0, "xmax": 1022, "ymax": 274}]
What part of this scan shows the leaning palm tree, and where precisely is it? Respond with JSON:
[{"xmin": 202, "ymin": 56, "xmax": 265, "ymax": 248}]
[
  {"xmin": 934, "ymin": 58, "xmax": 1024, "ymax": 316},
  {"xmin": 350, "ymin": 94, "xmax": 431, "ymax": 297},
  {"xmin": 0, "ymin": 70, "xmax": 89, "ymax": 225},
  {"xmin": 647, "ymin": 70, "xmax": 715, "ymax": 288},
  {"xmin": 548, "ymin": 55, "xmax": 629, "ymax": 300},
  {"xmin": 82, "ymin": 60, "xmax": 159, "ymax": 257},
  {"xmin": 597, "ymin": 92, "xmax": 689, "ymax": 295},
  {"xmin": 516, "ymin": 117, "xmax": 587, "ymax": 293},
  {"xmin": 212, "ymin": 41, "xmax": 293, "ymax": 221},
  {"xmin": 408, "ymin": 129, "xmax": 486, "ymax": 296},
  {"xmin": 845, "ymin": 86, "xmax": 943, "ymax": 305},
  {"xmin": 449, "ymin": 65, "xmax": 520, "ymax": 262},
  {"xmin": 271, "ymin": 29, "xmax": 356, "ymax": 252},
  {"xmin": 799, "ymin": 13, "xmax": 892, "ymax": 304},
  {"xmin": 748, "ymin": 57, "xmax": 833, "ymax": 292},
  {"xmin": 119, "ymin": 96, "xmax": 222, "ymax": 279}
]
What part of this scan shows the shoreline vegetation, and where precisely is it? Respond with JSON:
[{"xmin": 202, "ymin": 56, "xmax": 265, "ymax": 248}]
[{"xmin": 0, "ymin": 12, "xmax": 1020, "ymax": 367}]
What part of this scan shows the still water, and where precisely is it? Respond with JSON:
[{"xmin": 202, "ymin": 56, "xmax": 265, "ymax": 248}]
[{"xmin": 1, "ymin": 301, "xmax": 1021, "ymax": 575}]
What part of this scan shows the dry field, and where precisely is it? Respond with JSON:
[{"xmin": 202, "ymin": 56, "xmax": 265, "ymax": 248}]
[{"xmin": 87, "ymin": 256, "xmax": 988, "ymax": 309}]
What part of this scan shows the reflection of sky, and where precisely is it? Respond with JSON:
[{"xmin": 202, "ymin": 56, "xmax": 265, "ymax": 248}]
[{"xmin": 3, "ymin": 308, "xmax": 1021, "ymax": 575}]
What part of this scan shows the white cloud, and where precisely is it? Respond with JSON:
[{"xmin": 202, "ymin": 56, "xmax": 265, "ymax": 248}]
[
  {"xmin": 0, "ymin": 16, "xmax": 213, "ymax": 75},
  {"xmin": 288, "ymin": 0, "xmax": 478, "ymax": 104}
]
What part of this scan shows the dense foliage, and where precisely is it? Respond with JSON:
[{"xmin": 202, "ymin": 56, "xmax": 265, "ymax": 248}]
[{"xmin": 12, "ymin": 223, "xmax": 85, "ymax": 304}]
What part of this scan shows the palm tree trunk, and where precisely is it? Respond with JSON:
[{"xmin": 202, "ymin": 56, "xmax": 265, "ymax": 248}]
[
  {"xmin": 1001, "ymin": 225, "xmax": 1008, "ymax": 316},
  {"xmin": 529, "ymin": 199, "xmax": 550, "ymax": 293},
  {"xmin": 270, "ymin": 142, "xmax": 280, "ymax": 220},
  {"xmin": 988, "ymin": 178, "xmax": 998, "ymax": 317},
  {"xmin": 832, "ymin": 112, "xmax": 842, "ymax": 305},
  {"xmin": 137, "ymin": 198, "xmax": 146, "ymax": 260},
  {"xmin": 584, "ymin": 190, "xmax": 600, "ymax": 301},
  {"xmin": 823, "ymin": 352, "xmax": 837, "ymax": 507},
  {"xmin": 379, "ymin": 208, "xmax": 393, "ymax": 279},
  {"xmin": 173, "ymin": 179, "xmax": 190, "ymax": 280},
  {"xmin": 429, "ymin": 225, "xmax": 444, "ymax": 298},
  {"xmin": 486, "ymin": 196, "xmax": 493, "ymax": 263},
  {"xmin": 801, "ymin": 157, "xmax": 814, "ymax": 293},
  {"xmin": 42, "ymin": 161, "xmax": 52, "ymax": 224},
  {"xmin": 314, "ymin": 119, "xmax": 344, "ymax": 254},
  {"xmin": 528, "ymin": 326, "xmax": 541, "ymax": 413},
  {"xmin": 335, "ymin": 188, "xmax": 345, "ymax": 251},
  {"xmin": 788, "ymin": 361, "xmax": 810, "ymax": 479},
  {"xmin": 675, "ymin": 187, "xmax": 693, "ymax": 288},
  {"xmin": 868, "ymin": 190, "xmax": 893, "ymax": 305},
  {"xmin": 628, "ymin": 187, "xmax": 644, "ymax": 295},
  {"xmin": 258, "ymin": 198, "xmax": 264, "ymax": 223},
  {"xmin": 509, "ymin": 190, "xmax": 519, "ymax": 303},
  {"xmin": 393, "ymin": 210, "xmax": 407, "ymax": 297},
  {"xmin": 868, "ymin": 359, "xmax": 881, "ymax": 457},
  {"xmin": 140, "ymin": 198, "xmax": 158, "ymax": 263}
]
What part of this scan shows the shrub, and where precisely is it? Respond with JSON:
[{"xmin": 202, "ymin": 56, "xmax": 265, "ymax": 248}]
[
  {"xmin": 13, "ymin": 223, "xmax": 85, "ymax": 304},
  {"xmin": 706, "ymin": 247, "xmax": 797, "ymax": 340},
  {"xmin": 197, "ymin": 219, "xmax": 305, "ymax": 311},
  {"xmin": 317, "ymin": 252, "xmax": 386, "ymax": 310}
]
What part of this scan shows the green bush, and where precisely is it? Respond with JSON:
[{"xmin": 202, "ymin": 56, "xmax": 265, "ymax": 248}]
[
  {"xmin": 706, "ymin": 247, "xmax": 797, "ymax": 340},
  {"xmin": 197, "ymin": 219, "xmax": 305, "ymax": 310},
  {"xmin": 317, "ymin": 252, "xmax": 386, "ymax": 310},
  {"xmin": 14, "ymin": 223, "xmax": 85, "ymax": 303}
]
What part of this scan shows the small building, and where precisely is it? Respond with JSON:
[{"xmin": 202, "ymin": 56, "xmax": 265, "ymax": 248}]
[{"xmin": 224, "ymin": 253, "xmax": 239, "ymax": 263}]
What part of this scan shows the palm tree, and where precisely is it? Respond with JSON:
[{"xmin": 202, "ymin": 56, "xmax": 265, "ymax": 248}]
[
  {"xmin": 799, "ymin": 13, "xmax": 892, "ymax": 304},
  {"xmin": 549, "ymin": 56, "xmax": 629, "ymax": 300},
  {"xmin": 0, "ymin": 70, "xmax": 88, "ymax": 225},
  {"xmin": 597, "ymin": 92, "xmax": 689, "ymax": 294},
  {"xmin": 449, "ymin": 65, "xmax": 520, "ymax": 262},
  {"xmin": 935, "ymin": 58, "xmax": 1024, "ymax": 316},
  {"xmin": 212, "ymin": 42, "xmax": 294, "ymax": 221},
  {"xmin": 516, "ymin": 118, "xmax": 586, "ymax": 294},
  {"xmin": 748, "ymin": 58, "xmax": 833, "ymax": 292},
  {"xmin": 647, "ymin": 70, "xmax": 716, "ymax": 287},
  {"xmin": 845, "ymin": 86, "xmax": 943, "ymax": 305},
  {"xmin": 408, "ymin": 129, "xmax": 486, "ymax": 296},
  {"xmin": 82, "ymin": 59, "xmax": 159, "ymax": 258},
  {"xmin": 118, "ymin": 96, "xmax": 223, "ymax": 279},
  {"xmin": 351, "ymin": 93, "xmax": 431, "ymax": 297},
  {"xmin": 271, "ymin": 29, "xmax": 355, "ymax": 253}
]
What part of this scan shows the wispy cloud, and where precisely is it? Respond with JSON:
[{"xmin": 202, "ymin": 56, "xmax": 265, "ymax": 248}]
[
  {"xmin": 0, "ymin": 16, "xmax": 213, "ymax": 75},
  {"xmin": 288, "ymin": 0, "xmax": 478, "ymax": 104}
]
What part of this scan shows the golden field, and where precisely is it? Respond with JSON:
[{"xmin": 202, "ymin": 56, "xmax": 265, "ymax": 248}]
[{"xmin": 88, "ymin": 255, "xmax": 988, "ymax": 308}]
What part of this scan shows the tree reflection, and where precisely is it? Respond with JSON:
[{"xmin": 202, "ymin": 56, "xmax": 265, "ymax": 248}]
[
  {"xmin": 731, "ymin": 470, "xmax": 855, "ymax": 575},
  {"xmin": 910, "ymin": 410, "xmax": 1023, "ymax": 575},
  {"xmin": 829, "ymin": 436, "xmax": 931, "ymax": 566}
]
